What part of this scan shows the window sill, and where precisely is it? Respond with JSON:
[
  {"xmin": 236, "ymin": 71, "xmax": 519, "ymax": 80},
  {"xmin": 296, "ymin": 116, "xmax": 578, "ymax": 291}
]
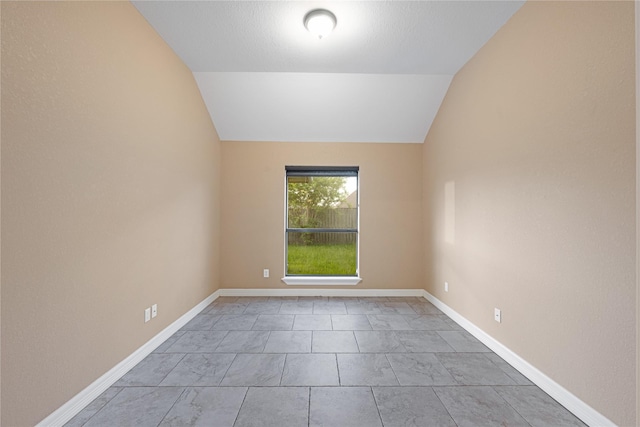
[{"xmin": 281, "ymin": 276, "xmax": 362, "ymax": 286}]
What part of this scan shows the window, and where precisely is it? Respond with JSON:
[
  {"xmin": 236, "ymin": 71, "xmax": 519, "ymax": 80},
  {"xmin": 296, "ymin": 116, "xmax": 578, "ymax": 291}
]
[{"xmin": 285, "ymin": 166, "xmax": 359, "ymax": 280}]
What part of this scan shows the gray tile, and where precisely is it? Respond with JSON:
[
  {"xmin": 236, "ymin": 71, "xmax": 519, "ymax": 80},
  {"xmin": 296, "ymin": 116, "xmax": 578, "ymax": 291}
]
[
  {"xmin": 312, "ymin": 331, "xmax": 359, "ymax": 353},
  {"xmin": 372, "ymin": 387, "xmax": 456, "ymax": 427},
  {"xmin": 263, "ymin": 331, "xmax": 312, "ymax": 353},
  {"xmin": 403, "ymin": 315, "xmax": 455, "ymax": 331},
  {"xmin": 180, "ymin": 314, "xmax": 221, "ymax": 331},
  {"xmin": 337, "ymin": 354, "xmax": 399, "ymax": 386},
  {"xmin": 237, "ymin": 297, "xmax": 269, "ymax": 302},
  {"xmin": 270, "ymin": 296, "xmax": 298, "ymax": 301},
  {"xmin": 200, "ymin": 304, "xmax": 218, "ymax": 314},
  {"xmin": 212, "ymin": 315, "xmax": 258, "ymax": 330},
  {"xmin": 354, "ymin": 331, "xmax": 406, "ymax": 353},
  {"xmin": 279, "ymin": 301, "xmax": 314, "ymax": 314},
  {"xmin": 329, "ymin": 296, "xmax": 360, "ymax": 303},
  {"xmin": 386, "ymin": 353, "xmax": 457, "ymax": 386},
  {"xmin": 292, "ymin": 314, "xmax": 332, "ymax": 330},
  {"xmin": 436, "ymin": 353, "xmax": 516, "ymax": 385},
  {"xmin": 154, "ymin": 331, "xmax": 186, "ymax": 353},
  {"xmin": 408, "ymin": 302, "xmax": 443, "ymax": 315},
  {"xmin": 297, "ymin": 296, "xmax": 328, "ymax": 302},
  {"xmin": 64, "ymin": 387, "xmax": 122, "ymax": 427},
  {"xmin": 442, "ymin": 317, "xmax": 465, "ymax": 331},
  {"xmin": 437, "ymin": 330, "xmax": 491, "ymax": 352},
  {"xmin": 485, "ymin": 353, "xmax": 533, "ymax": 385},
  {"xmin": 252, "ymin": 314, "xmax": 295, "ymax": 331},
  {"xmin": 235, "ymin": 387, "xmax": 309, "ymax": 427},
  {"xmin": 70, "ymin": 297, "xmax": 580, "ymax": 427},
  {"xmin": 313, "ymin": 300, "xmax": 347, "ymax": 314},
  {"xmin": 221, "ymin": 354, "xmax": 286, "ymax": 386},
  {"xmin": 434, "ymin": 386, "xmax": 529, "ymax": 427},
  {"xmin": 205, "ymin": 302, "xmax": 249, "ymax": 315},
  {"xmin": 159, "ymin": 353, "xmax": 236, "ymax": 386},
  {"xmin": 214, "ymin": 331, "xmax": 269, "ymax": 353},
  {"xmin": 165, "ymin": 331, "xmax": 228, "ymax": 353},
  {"xmin": 359, "ymin": 297, "xmax": 390, "ymax": 303},
  {"xmin": 243, "ymin": 301, "xmax": 282, "ymax": 315},
  {"xmin": 367, "ymin": 314, "xmax": 412, "ymax": 330},
  {"xmin": 386, "ymin": 297, "xmax": 423, "ymax": 303},
  {"xmin": 310, "ymin": 387, "xmax": 383, "ymax": 427},
  {"xmin": 84, "ymin": 387, "xmax": 184, "ymax": 427},
  {"xmin": 281, "ymin": 354, "xmax": 339, "ymax": 386},
  {"xmin": 331, "ymin": 315, "xmax": 372, "ymax": 330},
  {"xmin": 494, "ymin": 386, "xmax": 586, "ymax": 427},
  {"xmin": 114, "ymin": 353, "xmax": 184, "ymax": 386},
  {"xmin": 159, "ymin": 387, "xmax": 247, "ymax": 427},
  {"xmin": 377, "ymin": 302, "xmax": 417, "ymax": 314},
  {"xmin": 345, "ymin": 302, "xmax": 381, "ymax": 314},
  {"xmin": 213, "ymin": 296, "xmax": 239, "ymax": 303},
  {"xmin": 395, "ymin": 331, "xmax": 455, "ymax": 352}
]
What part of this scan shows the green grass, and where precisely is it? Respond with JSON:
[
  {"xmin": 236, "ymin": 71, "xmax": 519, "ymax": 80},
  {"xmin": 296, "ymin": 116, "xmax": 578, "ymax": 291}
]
[{"xmin": 287, "ymin": 244, "xmax": 357, "ymax": 276}]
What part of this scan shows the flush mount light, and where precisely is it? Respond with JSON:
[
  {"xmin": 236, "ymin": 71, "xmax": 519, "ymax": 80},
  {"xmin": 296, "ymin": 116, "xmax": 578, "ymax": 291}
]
[{"xmin": 304, "ymin": 9, "xmax": 337, "ymax": 39}]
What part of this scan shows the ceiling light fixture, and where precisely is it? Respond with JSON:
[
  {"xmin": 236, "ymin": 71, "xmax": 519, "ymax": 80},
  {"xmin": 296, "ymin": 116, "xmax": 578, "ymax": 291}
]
[{"xmin": 304, "ymin": 9, "xmax": 337, "ymax": 39}]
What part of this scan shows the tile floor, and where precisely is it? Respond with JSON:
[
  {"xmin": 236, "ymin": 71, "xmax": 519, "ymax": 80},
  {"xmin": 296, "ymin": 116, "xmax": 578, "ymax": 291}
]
[{"xmin": 66, "ymin": 297, "xmax": 586, "ymax": 427}]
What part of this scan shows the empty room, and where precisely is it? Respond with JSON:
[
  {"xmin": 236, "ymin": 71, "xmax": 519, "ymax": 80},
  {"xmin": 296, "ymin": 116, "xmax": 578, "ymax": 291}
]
[{"xmin": 1, "ymin": 1, "xmax": 637, "ymax": 426}]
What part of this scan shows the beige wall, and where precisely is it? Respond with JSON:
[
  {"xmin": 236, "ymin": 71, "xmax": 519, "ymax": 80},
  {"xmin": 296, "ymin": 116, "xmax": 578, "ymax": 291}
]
[
  {"xmin": 1, "ymin": 2, "xmax": 221, "ymax": 425},
  {"xmin": 423, "ymin": 1, "xmax": 635, "ymax": 425},
  {"xmin": 221, "ymin": 141, "xmax": 423, "ymax": 290},
  {"xmin": 634, "ymin": 1, "xmax": 640, "ymax": 424}
]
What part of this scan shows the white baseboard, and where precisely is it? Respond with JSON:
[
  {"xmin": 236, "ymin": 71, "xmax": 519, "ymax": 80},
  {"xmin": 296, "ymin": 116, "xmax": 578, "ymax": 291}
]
[
  {"xmin": 217, "ymin": 288, "xmax": 424, "ymax": 297},
  {"xmin": 36, "ymin": 291, "xmax": 221, "ymax": 427},
  {"xmin": 421, "ymin": 290, "xmax": 615, "ymax": 427}
]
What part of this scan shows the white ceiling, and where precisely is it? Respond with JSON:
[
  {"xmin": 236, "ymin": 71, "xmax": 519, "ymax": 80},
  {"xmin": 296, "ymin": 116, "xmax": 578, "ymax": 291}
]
[{"xmin": 133, "ymin": 1, "xmax": 524, "ymax": 143}]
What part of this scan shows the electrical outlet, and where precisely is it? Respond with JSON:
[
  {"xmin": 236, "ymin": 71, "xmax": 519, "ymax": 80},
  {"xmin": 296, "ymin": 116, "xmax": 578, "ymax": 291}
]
[
  {"xmin": 144, "ymin": 307, "xmax": 151, "ymax": 323},
  {"xmin": 445, "ymin": 282, "xmax": 449, "ymax": 292},
  {"xmin": 263, "ymin": 269, "xmax": 269, "ymax": 278},
  {"xmin": 494, "ymin": 308, "xmax": 501, "ymax": 323},
  {"xmin": 151, "ymin": 304, "xmax": 157, "ymax": 318}
]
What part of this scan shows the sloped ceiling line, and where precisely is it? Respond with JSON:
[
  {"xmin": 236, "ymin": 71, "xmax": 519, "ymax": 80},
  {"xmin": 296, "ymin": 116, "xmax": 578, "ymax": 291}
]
[{"xmin": 133, "ymin": 1, "xmax": 524, "ymax": 143}]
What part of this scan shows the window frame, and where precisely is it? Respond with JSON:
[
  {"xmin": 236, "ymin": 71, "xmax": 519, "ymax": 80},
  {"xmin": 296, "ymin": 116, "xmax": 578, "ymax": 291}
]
[{"xmin": 282, "ymin": 166, "xmax": 361, "ymax": 285}]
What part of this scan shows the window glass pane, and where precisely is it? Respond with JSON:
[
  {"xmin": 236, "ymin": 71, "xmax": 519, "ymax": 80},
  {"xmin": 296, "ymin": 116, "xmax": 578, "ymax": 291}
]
[
  {"xmin": 287, "ymin": 176, "xmax": 357, "ymax": 229},
  {"xmin": 287, "ymin": 232, "xmax": 357, "ymax": 276}
]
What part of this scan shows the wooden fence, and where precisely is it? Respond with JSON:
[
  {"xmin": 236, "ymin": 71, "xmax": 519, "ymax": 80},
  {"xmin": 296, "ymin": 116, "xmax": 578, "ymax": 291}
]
[{"xmin": 288, "ymin": 208, "xmax": 357, "ymax": 245}]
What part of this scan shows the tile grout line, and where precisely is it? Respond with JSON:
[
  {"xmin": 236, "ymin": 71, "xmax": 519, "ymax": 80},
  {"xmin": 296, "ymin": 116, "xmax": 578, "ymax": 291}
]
[
  {"xmin": 155, "ymin": 353, "xmax": 188, "ymax": 387},
  {"xmin": 431, "ymin": 386, "xmax": 460, "ymax": 427},
  {"xmin": 351, "ymin": 331, "xmax": 360, "ymax": 353},
  {"xmin": 489, "ymin": 385, "xmax": 535, "ymax": 427},
  {"xmin": 218, "ymin": 353, "xmax": 239, "ymax": 387},
  {"xmin": 335, "ymin": 353, "xmax": 342, "ymax": 386},
  {"xmin": 307, "ymin": 386, "xmax": 311, "ymax": 427},
  {"xmin": 369, "ymin": 386, "xmax": 385, "ymax": 426},
  {"xmin": 279, "ymin": 353, "xmax": 288, "ymax": 386},
  {"xmin": 75, "ymin": 386, "xmax": 125, "ymax": 427},
  {"xmin": 383, "ymin": 353, "xmax": 401, "ymax": 387},
  {"xmin": 154, "ymin": 386, "xmax": 188, "ymax": 427},
  {"xmin": 231, "ymin": 387, "xmax": 250, "ymax": 427}
]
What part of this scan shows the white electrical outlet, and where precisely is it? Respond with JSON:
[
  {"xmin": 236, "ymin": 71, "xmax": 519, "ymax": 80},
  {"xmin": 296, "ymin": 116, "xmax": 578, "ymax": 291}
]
[
  {"xmin": 263, "ymin": 269, "xmax": 269, "ymax": 278},
  {"xmin": 144, "ymin": 307, "xmax": 151, "ymax": 323},
  {"xmin": 445, "ymin": 282, "xmax": 449, "ymax": 292},
  {"xmin": 494, "ymin": 308, "xmax": 501, "ymax": 323},
  {"xmin": 151, "ymin": 304, "xmax": 157, "ymax": 318}
]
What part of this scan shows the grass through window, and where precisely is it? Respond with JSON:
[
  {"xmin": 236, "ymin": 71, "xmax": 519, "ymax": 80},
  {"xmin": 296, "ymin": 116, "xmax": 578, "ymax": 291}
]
[{"xmin": 287, "ymin": 244, "xmax": 356, "ymax": 276}]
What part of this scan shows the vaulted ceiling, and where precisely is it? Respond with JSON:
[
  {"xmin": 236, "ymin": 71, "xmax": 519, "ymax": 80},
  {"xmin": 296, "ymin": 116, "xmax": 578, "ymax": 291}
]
[{"xmin": 133, "ymin": 1, "xmax": 524, "ymax": 143}]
